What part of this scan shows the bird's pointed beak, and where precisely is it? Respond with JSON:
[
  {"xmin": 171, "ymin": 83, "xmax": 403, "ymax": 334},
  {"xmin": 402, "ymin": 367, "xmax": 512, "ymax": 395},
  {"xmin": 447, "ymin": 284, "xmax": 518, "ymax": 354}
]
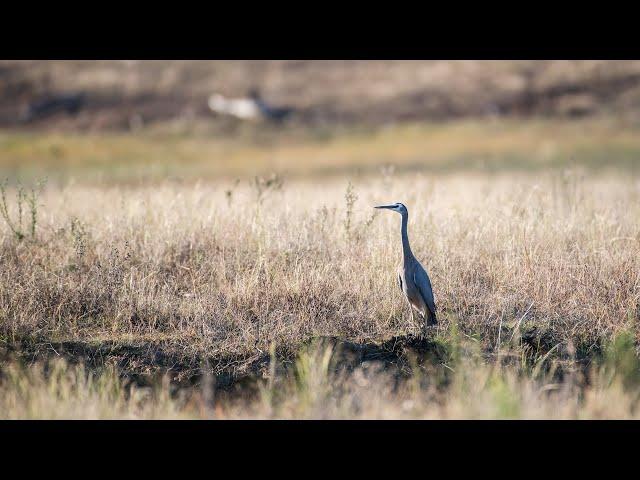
[{"xmin": 374, "ymin": 204, "xmax": 396, "ymax": 210}]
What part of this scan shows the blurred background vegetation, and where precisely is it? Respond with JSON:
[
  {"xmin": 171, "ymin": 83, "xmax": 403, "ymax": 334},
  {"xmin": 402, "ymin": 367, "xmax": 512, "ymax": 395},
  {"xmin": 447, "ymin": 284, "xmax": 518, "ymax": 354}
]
[{"xmin": 2, "ymin": 60, "xmax": 640, "ymax": 181}]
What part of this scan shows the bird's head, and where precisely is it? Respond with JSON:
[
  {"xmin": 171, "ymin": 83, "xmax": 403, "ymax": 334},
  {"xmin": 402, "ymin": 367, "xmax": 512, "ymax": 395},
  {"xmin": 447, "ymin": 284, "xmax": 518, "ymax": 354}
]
[{"xmin": 374, "ymin": 202, "xmax": 408, "ymax": 215}]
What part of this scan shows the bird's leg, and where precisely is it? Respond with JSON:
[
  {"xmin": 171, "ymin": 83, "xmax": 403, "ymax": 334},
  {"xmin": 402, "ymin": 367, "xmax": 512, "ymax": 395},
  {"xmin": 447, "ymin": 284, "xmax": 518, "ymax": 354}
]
[{"xmin": 410, "ymin": 307, "xmax": 418, "ymax": 336}]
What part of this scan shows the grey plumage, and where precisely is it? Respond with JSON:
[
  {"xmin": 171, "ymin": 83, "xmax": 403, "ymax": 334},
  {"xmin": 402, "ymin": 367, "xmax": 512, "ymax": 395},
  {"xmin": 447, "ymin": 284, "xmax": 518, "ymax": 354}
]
[{"xmin": 375, "ymin": 202, "xmax": 437, "ymax": 335}]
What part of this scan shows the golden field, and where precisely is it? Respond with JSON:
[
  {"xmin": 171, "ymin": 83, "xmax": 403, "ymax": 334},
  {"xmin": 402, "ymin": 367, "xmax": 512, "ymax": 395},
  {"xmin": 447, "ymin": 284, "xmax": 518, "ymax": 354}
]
[{"xmin": 1, "ymin": 117, "xmax": 639, "ymax": 418}]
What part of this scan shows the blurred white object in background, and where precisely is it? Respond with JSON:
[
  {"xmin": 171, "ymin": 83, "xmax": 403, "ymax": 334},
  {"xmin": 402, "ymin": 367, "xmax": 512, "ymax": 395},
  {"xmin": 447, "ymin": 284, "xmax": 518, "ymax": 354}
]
[
  {"xmin": 208, "ymin": 93, "xmax": 260, "ymax": 120},
  {"xmin": 208, "ymin": 90, "xmax": 292, "ymax": 122}
]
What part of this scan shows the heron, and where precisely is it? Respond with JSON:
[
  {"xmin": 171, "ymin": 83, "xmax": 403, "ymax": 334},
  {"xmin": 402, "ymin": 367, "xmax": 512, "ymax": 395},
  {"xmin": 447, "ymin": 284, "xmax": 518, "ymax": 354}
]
[{"xmin": 375, "ymin": 202, "xmax": 437, "ymax": 335}]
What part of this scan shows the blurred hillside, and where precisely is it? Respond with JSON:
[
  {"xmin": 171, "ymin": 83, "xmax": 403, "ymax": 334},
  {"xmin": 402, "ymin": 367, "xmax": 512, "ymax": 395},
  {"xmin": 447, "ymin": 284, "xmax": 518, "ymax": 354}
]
[{"xmin": 3, "ymin": 60, "xmax": 640, "ymax": 132}]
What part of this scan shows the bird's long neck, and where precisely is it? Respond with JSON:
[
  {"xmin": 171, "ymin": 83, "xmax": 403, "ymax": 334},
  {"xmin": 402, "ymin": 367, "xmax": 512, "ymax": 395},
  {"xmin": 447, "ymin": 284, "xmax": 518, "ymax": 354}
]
[{"xmin": 400, "ymin": 212, "xmax": 414, "ymax": 262}]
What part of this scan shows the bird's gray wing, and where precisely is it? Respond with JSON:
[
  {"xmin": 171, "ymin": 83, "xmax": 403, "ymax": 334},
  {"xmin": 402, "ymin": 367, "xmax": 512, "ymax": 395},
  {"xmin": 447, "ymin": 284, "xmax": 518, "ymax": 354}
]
[{"xmin": 413, "ymin": 263, "xmax": 436, "ymax": 318}]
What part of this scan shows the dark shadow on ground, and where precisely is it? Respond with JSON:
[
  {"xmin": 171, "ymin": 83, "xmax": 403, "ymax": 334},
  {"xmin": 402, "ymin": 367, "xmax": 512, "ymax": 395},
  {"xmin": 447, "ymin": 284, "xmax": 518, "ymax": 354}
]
[{"xmin": 0, "ymin": 334, "xmax": 449, "ymax": 391}]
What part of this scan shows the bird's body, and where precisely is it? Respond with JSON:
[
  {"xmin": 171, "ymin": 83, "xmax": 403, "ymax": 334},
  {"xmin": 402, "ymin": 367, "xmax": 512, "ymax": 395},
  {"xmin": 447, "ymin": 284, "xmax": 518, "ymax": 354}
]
[
  {"xmin": 398, "ymin": 263, "xmax": 435, "ymax": 325},
  {"xmin": 375, "ymin": 202, "xmax": 437, "ymax": 335}
]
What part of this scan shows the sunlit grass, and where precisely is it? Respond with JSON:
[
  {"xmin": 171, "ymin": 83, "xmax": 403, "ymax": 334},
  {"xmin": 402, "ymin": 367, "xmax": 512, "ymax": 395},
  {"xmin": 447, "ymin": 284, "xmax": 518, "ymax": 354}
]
[
  {"xmin": 1, "ymin": 170, "xmax": 638, "ymax": 375},
  {"xmin": 3, "ymin": 328, "xmax": 640, "ymax": 419},
  {"xmin": 1, "ymin": 116, "xmax": 639, "ymax": 418},
  {"xmin": 2, "ymin": 116, "xmax": 640, "ymax": 182}
]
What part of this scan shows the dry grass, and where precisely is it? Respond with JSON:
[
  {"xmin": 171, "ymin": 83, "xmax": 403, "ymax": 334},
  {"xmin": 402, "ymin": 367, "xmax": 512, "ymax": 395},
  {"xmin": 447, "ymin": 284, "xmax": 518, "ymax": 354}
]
[
  {"xmin": 1, "ymin": 124, "xmax": 640, "ymax": 418},
  {"xmin": 3, "ymin": 333, "xmax": 640, "ymax": 419},
  {"xmin": 0, "ymin": 358, "xmax": 189, "ymax": 419},
  {"xmin": 1, "ymin": 170, "xmax": 638, "ymax": 377}
]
